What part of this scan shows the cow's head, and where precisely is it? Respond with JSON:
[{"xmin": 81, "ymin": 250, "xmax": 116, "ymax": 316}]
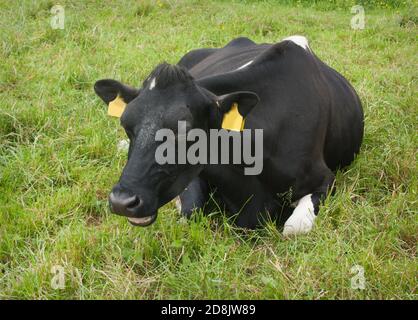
[{"xmin": 94, "ymin": 63, "xmax": 258, "ymax": 226}]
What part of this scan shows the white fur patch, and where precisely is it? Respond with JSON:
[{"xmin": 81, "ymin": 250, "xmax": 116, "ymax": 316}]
[
  {"xmin": 283, "ymin": 194, "xmax": 316, "ymax": 236},
  {"xmin": 236, "ymin": 60, "xmax": 253, "ymax": 70},
  {"xmin": 149, "ymin": 77, "xmax": 156, "ymax": 90},
  {"xmin": 282, "ymin": 35, "xmax": 310, "ymax": 51}
]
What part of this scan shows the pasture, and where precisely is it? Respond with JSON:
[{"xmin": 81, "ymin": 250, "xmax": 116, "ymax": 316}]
[{"xmin": 0, "ymin": 0, "xmax": 416, "ymax": 299}]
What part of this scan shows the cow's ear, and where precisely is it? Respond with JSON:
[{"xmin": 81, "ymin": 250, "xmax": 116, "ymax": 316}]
[
  {"xmin": 94, "ymin": 79, "xmax": 140, "ymax": 117},
  {"xmin": 217, "ymin": 91, "xmax": 259, "ymax": 117},
  {"xmin": 216, "ymin": 91, "xmax": 259, "ymax": 131}
]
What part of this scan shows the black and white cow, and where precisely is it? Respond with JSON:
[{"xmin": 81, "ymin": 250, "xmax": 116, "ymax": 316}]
[{"xmin": 94, "ymin": 36, "xmax": 364, "ymax": 235}]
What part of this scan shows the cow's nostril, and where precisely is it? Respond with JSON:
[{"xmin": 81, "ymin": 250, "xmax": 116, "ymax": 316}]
[
  {"xmin": 109, "ymin": 192, "xmax": 141, "ymax": 215},
  {"xmin": 126, "ymin": 195, "xmax": 140, "ymax": 208}
]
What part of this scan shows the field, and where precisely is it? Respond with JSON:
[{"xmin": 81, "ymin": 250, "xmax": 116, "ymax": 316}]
[{"xmin": 0, "ymin": 0, "xmax": 417, "ymax": 299}]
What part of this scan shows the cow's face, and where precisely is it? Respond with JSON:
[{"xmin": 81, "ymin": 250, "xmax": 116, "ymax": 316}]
[{"xmin": 94, "ymin": 63, "xmax": 258, "ymax": 226}]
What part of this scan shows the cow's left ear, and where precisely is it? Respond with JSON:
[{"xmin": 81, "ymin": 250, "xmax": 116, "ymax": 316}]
[
  {"xmin": 217, "ymin": 91, "xmax": 259, "ymax": 131},
  {"xmin": 217, "ymin": 91, "xmax": 259, "ymax": 117},
  {"xmin": 94, "ymin": 79, "xmax": 140, "ymax": 117}
]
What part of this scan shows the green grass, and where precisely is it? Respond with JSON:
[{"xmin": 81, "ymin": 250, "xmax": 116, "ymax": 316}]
[{"xmin": 0, "ymin": 0, "xmax": 417, "ymax": 299}]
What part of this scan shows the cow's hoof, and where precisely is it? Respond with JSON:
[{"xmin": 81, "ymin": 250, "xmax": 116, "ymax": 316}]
[
  {"xmin": 283, "ymin": 212, "xmax": 315, "ymax": 236},
  {"xmin": 283, "ymin": 195, "xmax": 316, "ymax": 236}
]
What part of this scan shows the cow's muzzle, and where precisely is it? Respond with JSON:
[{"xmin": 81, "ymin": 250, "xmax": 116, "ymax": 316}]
[{"xmin": 108, "ymin": 187, "xmax": 157, "ymax": 227}]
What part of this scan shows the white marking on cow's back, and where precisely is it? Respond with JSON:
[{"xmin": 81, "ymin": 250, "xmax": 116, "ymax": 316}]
[
  {"xmin": 236, "ymin": 60, "xmax": 253, "ymax": 71},
  {"xmin": 283, "ymin": 194, "xmax": 316, "ymax": 236},
  {"xmin": 149, "ymin": 77, "xmax": 156, "ymax": 90},
  {"xmin": 282, "ymin": 35, "xmax": 310, "ymax": 51}
]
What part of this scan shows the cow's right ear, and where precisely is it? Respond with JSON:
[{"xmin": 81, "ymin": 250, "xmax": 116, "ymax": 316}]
[
  {"xmin": 94, "ymin": 79, "xmax": 140, "ymax": 117},
  {"xmin": 216, "ymin": 91, "xmax": 259, "ymax": 131}
]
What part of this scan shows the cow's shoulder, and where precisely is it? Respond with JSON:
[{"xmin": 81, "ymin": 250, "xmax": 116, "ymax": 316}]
[
  {"xmin": 178, "ymin": 48, "xmax": 218, "ymax": 70},
  {"xmin": 250, "ymin": 36, "xmax": 313, "ymax": 68},
  {"xmin": 223, "ymin": 37, "xmax": 256, "ymax": 49},
  {"xmin": 281, "ymin": 35, "xmax": 310, "ymax": 51},
  {"xmin": 178, "ymin": 37, "xmax": 256, "ymax": 70}
]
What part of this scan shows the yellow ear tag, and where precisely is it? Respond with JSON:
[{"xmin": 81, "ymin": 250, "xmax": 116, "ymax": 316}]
[
  {"xmin": 107, "ymin": 95, "xmax": 127, "ymax": 118},
  {"xmin": 221, "ymin": 103, "xmax": 245, "ymax": 131}
]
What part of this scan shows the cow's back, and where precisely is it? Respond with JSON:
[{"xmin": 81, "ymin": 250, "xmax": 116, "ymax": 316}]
[
  {"xmin": 314, "ymin": 57, "xmax": 364, "ymax": 170},
  {"xmin": 179, "ymin": 37, "xmax": 364, "ymax": 172}
]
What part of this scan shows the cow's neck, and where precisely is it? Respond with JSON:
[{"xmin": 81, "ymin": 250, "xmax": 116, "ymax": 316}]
[{"xmin": 196, "ymin": 73, "xmax": 243, "ymax": 96}]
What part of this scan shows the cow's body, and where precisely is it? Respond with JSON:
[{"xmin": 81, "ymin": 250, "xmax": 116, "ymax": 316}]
[
  {"xmin": 177, "ymin": 36, "xmax": 364, "ymax": 231},
  {"xmin": 95, "ymin": 36, "xmax": 364, "ymax": 235}
]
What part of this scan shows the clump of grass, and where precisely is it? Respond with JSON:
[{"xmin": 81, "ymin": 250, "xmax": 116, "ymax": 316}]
[
  {"xmin": 399, "ymin": 12, "xmax": 418, "ymax": 27},
  {"xmin": 135, "ymin": 1, "xmax": 155, "ymax": 17}
]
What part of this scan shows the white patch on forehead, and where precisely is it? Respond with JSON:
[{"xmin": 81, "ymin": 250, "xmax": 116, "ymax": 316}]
[
  {"xmin": 149, "ymin": 77, "xmax": 156, "ymax": 90},
  {"xmin": 236, "ymin": 60, "xmax": 253, "ymax": 71},
  {"xmin": 282, "ymin": 35, "xmax": 310, "ymax": 51},
  {"xmin": 283, "ymin": 194, "xmax": 316, "ymax": 236}
]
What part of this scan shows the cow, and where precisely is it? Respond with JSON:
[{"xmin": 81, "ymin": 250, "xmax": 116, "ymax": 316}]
[{"xmin": 94, "ymin": 36, "xmax": 364, "ymax": 235}]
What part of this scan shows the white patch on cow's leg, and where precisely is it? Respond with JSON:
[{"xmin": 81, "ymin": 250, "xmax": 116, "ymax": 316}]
[
  {"xmin": 236, "ymin": 60, "xmax": 253, "ymax": 70},
  {"xmin": 149, "ymin": 77, "xmax": 156, "ymax": 90},
  {"xmin": 283, "ymin": 194, "xmax": 316, "ymax": 236},
  {"xmin": 175, "ymin": 196, "xmax": 182, "ymax": 212},
  {"xmin": 282, "ymin": 35, "xmax": 310, "ymax": 51}
]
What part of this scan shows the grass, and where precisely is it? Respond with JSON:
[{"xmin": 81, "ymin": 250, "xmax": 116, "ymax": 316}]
[{"xmin": 0, "ymin": 0, "xmax": 417, "ymax": 299}]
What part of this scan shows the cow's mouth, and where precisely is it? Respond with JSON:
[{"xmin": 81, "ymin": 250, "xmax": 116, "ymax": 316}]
[{"xmin": 127, "ymin": 213, "xmax": 157, "ymax": 227}]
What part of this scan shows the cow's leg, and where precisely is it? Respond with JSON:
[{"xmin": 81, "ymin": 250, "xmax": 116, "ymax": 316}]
[
  {"xmin": 176, "ymin": 176, "xmax": 209, "ymax": 218},
  {"xmin": 283, "ymin": 168, "xmax": 335, "ymax": 236}
]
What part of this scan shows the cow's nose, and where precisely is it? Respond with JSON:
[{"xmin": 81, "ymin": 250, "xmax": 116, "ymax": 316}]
[{"xmin": 109, "ymin": 191, "xmax": 140, "ymax": 216}]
